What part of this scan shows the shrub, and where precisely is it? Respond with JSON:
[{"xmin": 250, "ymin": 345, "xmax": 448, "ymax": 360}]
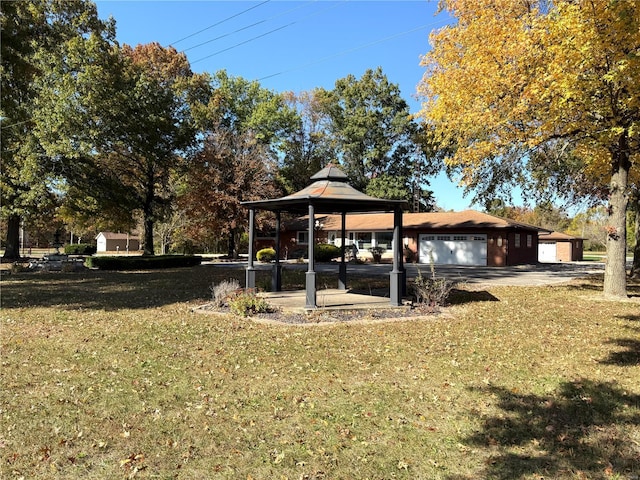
[
  {"xmin": 315, "ymin": 243, "xmax": 341, "ymax": 262},
  {"xmin": 369, "ymin": 246, "xmax": 385, "ymax": 263},
  {"xmin": 210, "ymin": 279, "xmax": 241, "ymax": 308},
  {"xmin": 228, "ymin": 291, "xmax": 272, "ymax": 317},
  {"xmin": 256, "ymin": 247, "xmax": 276, "ymax": 262},
  {"xmin": 410, "ymin": 266, "xmax": 456, "ymax": 309},
  {"xmin": 85, "ymin": 255, "xmax": 202, "ymax": 270},
  {"xmin": 64, "ymin": 244, "xmax": 97, "ymax": 255}
]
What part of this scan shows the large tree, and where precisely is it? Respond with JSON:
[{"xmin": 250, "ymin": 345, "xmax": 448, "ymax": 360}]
[
  {"xmin": 196, "ymin": 70, "xmax": 299, "ymax": 153},
  {"xmin": 92, "ymin": 42, "xmax": 200, "ymax": 255},
  {"xmin": 0, "ymin": 0, "xmax": 115, "ymax": 259},
  {"xmin": 320, "ymin": 67, "xmax": 432, "ymax": 206},
  {"xmin": 180, "ymin": 125, "xmax": 279, "ymax": 258},
  {"xmin": 182, "ymin": 71, "xmax": 298, "ymax": 252},
  {"xmin": 278, "ymin": 90, "xmax": 337, "ymax": 194},
  {"xmin": 418, "ymin": 0, "xmax": 639, "ymax": 298}
]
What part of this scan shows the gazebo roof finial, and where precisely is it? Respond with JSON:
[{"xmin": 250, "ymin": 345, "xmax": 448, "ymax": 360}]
[{"xmin": 310, "ymin": 163, "xmax": 349, "ymax": 182}]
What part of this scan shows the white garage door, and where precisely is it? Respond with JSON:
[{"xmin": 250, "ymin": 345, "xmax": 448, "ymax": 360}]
[
  {"xmin": 538, "ymin": 241, "xmax": 557, "ymax": 263},
  {"xmin": 419, "ymin": 234, "xmax": 487, "ymax": 266}
]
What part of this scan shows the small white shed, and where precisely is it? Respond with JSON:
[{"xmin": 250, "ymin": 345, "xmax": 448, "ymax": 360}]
[{"xmin": 95, "ymin": 232, "xmax": 140, "ymax": 253}]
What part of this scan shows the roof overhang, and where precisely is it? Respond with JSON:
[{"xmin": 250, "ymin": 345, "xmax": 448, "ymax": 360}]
[{"xmin": 241, "ymin": 179, "xmax": 407, "ymax": 214}]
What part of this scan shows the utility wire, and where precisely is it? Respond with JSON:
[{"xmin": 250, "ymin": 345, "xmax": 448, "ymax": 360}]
[
  {"xmin": 0, "ymin": 119, "xmax": 31, "ymax": 130},
  {"xmin": 192, "ymin": 23, "xmax": 293, "ymax": 64},
  {"xmin": 258, "ymin": 21, "xmax": 446, "ymax": 82},
  {"xmin": 191, "ymin": 1, "xmax": 347, "ymax": 65},
  {"xmin": 170, "ymin": 0, "xmax": 271, "ymax": 46},
  {"xmin": 182, "ymin": 1, "xmax": 314, "ymax": 53}
]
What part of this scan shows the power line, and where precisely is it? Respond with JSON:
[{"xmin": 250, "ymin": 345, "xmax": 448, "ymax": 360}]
[
  {"xmin": 258, "ymin": 21, "xmax": 446, "ymax": 82},
  {"xmin": 190, "ymin": 1, "xmax": 347, "ymax": 65},
  {"xmin": 191, "ymin": 23, "xmax": 293, "ymax": 64},
  {"xmin": 182, "ymin": 1, "xmax": 315, "ymax": 53},
  {"xmin": 169, "ymin": 0, "xmax": 271, "ymax": 46}
]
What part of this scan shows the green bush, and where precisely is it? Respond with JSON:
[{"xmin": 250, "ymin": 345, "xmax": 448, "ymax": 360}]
[
  {"xmin": 314, "ymin": 243, "xmax": 341, "ymax": 262},
  {"xmin": 64, "ymin": 244, "xmax": 97, "ymax": 255},
  {"xmin": 256, "ymin": 247, "xmax": 276, "ymax": 262},
  {"xmin": 228, "ymin": 291, "xmax": 272, "ymax": 317},
  {"xmin": 85, "ymin": 255, "xmax": 202, "ymax": 270}
]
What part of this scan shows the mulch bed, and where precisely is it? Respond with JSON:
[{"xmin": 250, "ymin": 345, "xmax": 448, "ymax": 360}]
[{"xmin": 194, "ymin": 302, "xmax": 443, "ymax": 325}]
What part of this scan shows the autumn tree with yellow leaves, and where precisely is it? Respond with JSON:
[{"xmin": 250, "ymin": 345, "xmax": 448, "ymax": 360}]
[{"xmin": 417, "ymin": 0, "xmax": 639, "ymax": 298}]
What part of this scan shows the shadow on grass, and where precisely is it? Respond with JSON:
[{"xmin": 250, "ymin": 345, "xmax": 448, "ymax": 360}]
[
  {"xmin": 449, "ymin": 289, "xmax": 499, "ymax": 305},
  {"xmin": 601, "ymin": 339, "xmax": 640, "ymax": 366},
  {"xmin": 0, "ymin": 266, "xmax": 379, "ymax": 310},
  {"xmin": 450, "ymin": 380, "xmax": 640, "ymax": 480},
  {"xmin": 0, "ymin": 265, "xmax": 258, "ymax": 310}
]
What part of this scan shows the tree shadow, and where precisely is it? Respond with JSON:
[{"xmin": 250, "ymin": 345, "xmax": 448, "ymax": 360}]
[
  {"xmin": 0, "ymin": 266, "xmax": 255, "ymax": 310},
  {"xmin": 449, "ymin": 288, "xmax": 499, "ymax": 305},
  {"xmin": 601, "ymin": 339, "xmax": 640, "ymax": 366},
  {"xmin": 451, "ymin": 380, "xmax": 640, "ymax": 479}
]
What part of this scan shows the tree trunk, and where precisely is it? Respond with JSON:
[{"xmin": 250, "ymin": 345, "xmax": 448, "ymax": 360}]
[
  {"xmin": 2, "ymin": 214, "xmax": 21, "ymax": 260},
  {"xmin": 228, "ymin": 230, "xmax": 236, "ymax": 259},
  {"xmin": 632, "ymin": 200, "xmax": 640, "ymax": 279},
  {"xmin": 603, "ymin": 150, "xmax": 629, "ymax": 298},
  {"xmin": 143, "ymin": 215, "xmax": 154, "ymax": 256}
]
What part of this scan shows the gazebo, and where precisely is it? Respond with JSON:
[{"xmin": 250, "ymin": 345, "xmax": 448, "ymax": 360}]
[{"xmin": 241, "ymin": 164, "xmax": 408, "ymax": 309}]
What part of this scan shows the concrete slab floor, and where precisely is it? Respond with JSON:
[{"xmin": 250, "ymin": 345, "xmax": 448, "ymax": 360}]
[{"xmin": 260, "ymin": 288, "xmax": 412, "ymax": 313}]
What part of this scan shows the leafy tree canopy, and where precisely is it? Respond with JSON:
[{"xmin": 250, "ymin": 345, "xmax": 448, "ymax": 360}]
[
  {"xmin": 321, "ymin": 67, "xmax": 427, "ymax": 195},
  {"xmin": 1, "ymin": 0, "xmax": 115, "ymax": 258},
  {"xmin": 418, "ymin": 0, "xmax": 639, "ymax": 297}
]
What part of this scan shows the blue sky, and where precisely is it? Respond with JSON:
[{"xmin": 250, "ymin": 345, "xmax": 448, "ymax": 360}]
[{"xmin": 95, "ymin": 0, "xmax": 478, "ymax": 211}]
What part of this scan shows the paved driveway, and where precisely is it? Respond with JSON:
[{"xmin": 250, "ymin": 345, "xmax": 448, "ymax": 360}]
[
  {"xmin": 404, "ymin": 262, "xmax": 605, "ymax": 286},
  {"xmin": 206, "ymin": 260, "xmax": 607, "ymax": 287}
]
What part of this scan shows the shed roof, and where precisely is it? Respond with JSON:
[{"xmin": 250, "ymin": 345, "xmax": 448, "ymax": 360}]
[
  {"xmin": 539, "ymin": 231, "xmax": 583, "ymax": 241},
  {"xmin": 96, "ymin": 232, "xmax": 137, "ymax": 240},
  {"xmin": 241, "ymin": 164, "xmax": 407, "ymax": 214}
]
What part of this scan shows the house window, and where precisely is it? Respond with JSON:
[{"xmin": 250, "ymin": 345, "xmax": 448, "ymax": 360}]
[
  {"xmin": 297, "ymin": 231, "xmax": 309, "ymax": 245},
  {"xmin": 514, "ymin": 234, "xmax": 521, "ymax": 248},
  {"xmin": 356, "ymin": 232, "xmax": 372, "ymax": 250},
  {"xmin": 527, "ymin": 234, "xmax": 532, "ymax": 248},
  {"xmin": 375, "ymin": 232, "xmax": 394, "ymax": 250}
]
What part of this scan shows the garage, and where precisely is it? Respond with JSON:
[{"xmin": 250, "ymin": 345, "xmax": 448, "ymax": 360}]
[
  {"xmin": 419, "ymin": 234, "xmax": 487, "ymax": 266},
  {"xmin": 538, "ymin": 241, "xmax": 557, "ymax": 263}
]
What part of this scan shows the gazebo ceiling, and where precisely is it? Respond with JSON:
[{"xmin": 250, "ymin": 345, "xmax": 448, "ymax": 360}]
[{"xmin": 241, "ymin": 163, "xmax": 407, "ymax": 214}]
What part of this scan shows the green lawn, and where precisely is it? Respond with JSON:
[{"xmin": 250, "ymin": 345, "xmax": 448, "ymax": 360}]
[{"xmin": 1, "ymin": 266, "xmax": 639, "ymax": 479}]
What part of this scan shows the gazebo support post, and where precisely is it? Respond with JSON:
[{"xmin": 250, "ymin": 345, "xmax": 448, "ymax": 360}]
[
  {"xmin": 272, "ymin": 211, "xmax": 282, "ymax": 292},
  {"xmin": 305, "ymin": 204, "xmax": 317, "ymax": 309},
  {"xmin": 338, "ymin": 211, "xmax": 347, "ymax": 290},
  {"xmin": 246, "ymin": 208, "xmax": 256, "ymax": 290},
  {"xmin": 389, "ymin": 206, "xmax": 404, "ymax": 306}
]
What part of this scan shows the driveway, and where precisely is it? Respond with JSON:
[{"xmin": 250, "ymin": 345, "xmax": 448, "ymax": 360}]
[{"xmin": 205, "ymin": 259, "xmax": 607, "ymax": 287}]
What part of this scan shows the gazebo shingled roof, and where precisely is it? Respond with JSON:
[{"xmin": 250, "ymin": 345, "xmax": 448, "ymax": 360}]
[
  {"xmin": 242, "ymin": 163, "xmax": 406, "ymax": 214},
  {"xmin": 241, "ymin": 164, "xmax": 408, "ymax": 309}
]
